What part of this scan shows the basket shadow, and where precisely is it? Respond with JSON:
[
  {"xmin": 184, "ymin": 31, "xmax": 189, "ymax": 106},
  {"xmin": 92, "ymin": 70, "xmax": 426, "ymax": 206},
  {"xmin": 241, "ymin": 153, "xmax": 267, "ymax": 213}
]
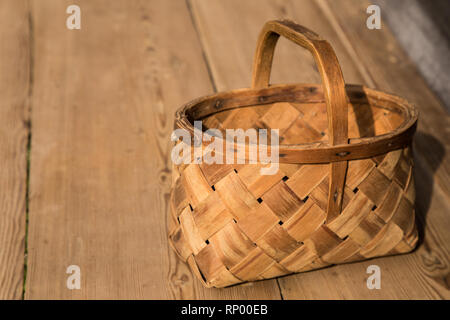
[
  {"xmin": 412, "ymin": 131, "xmax": 445, "ymax": 248},
  {"xmin": 347, "ymin": 86, "xmax": 444, "ymax": 249},
  {"xmin": 346, "ymin": 85, "xmax": 375, "ymax": 139}
]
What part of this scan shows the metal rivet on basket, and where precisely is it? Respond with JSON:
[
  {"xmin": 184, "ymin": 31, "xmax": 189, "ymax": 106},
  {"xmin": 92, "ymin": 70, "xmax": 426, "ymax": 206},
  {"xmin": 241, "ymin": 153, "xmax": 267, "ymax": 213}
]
[
  {"xmin": 258, "ymin": 96, "xmax": 268, "ymax": 103},
  {"xmin": 336, "ymin": 151, "xmax": 350, "ymax": 157},
  {"xmin": 214, "ymin": 100, "xmax": 223, "ymax": 109}
]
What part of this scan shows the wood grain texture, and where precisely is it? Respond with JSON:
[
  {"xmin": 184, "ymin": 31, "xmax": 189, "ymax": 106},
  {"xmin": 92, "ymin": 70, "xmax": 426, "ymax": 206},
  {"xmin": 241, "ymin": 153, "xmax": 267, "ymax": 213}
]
[
  {"xmin": 190, "ymin": 0, "xmax": 449, "ymax": 299},
  {"xmin": 25, "ymin": 0, "xmax": 280, "ymax": 299},
  {"xmin": 0, "ymin": 0, "xmax": 30, "ymax": 299}
]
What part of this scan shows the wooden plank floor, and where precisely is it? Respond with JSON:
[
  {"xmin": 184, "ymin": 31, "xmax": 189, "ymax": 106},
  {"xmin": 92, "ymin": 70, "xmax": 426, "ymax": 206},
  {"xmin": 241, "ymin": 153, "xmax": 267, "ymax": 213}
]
[
  {"xmin": 0, "ymin": 1, "xmax": 30, "ymax": 300},
  {"xmin": 0, "ymin": 0, "xmax": 447, "ymax": 299}
]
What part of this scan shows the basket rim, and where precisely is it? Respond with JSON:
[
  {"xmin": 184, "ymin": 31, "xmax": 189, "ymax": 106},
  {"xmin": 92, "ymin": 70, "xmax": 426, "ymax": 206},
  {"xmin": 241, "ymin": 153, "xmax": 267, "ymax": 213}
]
[{"xmin": 174, "ymin": 83, "xmax": 418, "ymax": 164}]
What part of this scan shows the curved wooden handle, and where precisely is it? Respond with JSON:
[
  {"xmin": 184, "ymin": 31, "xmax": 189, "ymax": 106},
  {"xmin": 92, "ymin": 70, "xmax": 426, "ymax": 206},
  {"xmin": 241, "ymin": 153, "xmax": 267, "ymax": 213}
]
[
  {"xmin": 252, "ymin": 20, "xmax": 348, "ymax": 222},
  {"xmin": 252, "ymin": 20, "xmax": 348, "ymax": 146}
]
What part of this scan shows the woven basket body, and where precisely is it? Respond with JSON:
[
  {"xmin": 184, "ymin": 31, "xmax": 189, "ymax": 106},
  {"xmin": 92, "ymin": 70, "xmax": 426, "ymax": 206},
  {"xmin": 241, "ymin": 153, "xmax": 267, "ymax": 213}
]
[{"xmin": 168, "ymin": 21, "xmax": 418, "ymax": 288}]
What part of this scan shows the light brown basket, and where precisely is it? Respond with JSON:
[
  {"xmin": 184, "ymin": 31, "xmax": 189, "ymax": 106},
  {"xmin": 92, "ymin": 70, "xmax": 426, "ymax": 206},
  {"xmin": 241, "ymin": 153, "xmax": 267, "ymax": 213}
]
[{"xmin": 168, "ymin": 20, "xmax": 418, "ymax": 288}]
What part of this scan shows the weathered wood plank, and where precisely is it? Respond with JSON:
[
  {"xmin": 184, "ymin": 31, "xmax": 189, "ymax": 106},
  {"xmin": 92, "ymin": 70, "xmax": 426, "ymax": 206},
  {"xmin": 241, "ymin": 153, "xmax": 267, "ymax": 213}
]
[
  {"xmin": 0, "ymin": 0, "xmax": 30, "ymax": 300},
  {"xmin": 190, "ymin": 0, "xmax": 363, "ymax": 90},
  {"xmin": 320, "ymin": 0, "xmax": 449, "ymax": 195},
  {"xmin": 319, "ymin": 0, "xmax": 449, "ymax": 296},
  {"xmin": 190, "ymin": 0, "xmax": 449, "ymax": 299},
  {"xmin": 280, "ymin": 0, "xmax": 449, "ymax": 299},
  {"xmin": 374, "ymin": 0, "xmax": 450, "ymax": 112},
  {"xmin": 25, "ymin": 0, "xmax": 280, "ymax": 299}
]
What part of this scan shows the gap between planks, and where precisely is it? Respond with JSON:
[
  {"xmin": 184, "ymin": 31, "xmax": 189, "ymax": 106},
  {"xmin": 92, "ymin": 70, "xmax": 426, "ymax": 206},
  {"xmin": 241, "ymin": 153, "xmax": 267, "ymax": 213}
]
[
  {"xmin": 22, "ymin": 3, "xmax": 35, "ymax": 300},
  {"xmin": 186, "ymin": 0, "xmax": 218, "ymax": 93}
]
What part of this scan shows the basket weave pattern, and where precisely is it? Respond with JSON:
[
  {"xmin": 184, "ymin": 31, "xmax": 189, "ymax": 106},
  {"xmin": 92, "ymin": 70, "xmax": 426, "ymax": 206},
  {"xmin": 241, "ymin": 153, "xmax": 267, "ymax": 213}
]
[{"xmin": 169, "ymin": 103, "xmax": 418, "ymax": 288}]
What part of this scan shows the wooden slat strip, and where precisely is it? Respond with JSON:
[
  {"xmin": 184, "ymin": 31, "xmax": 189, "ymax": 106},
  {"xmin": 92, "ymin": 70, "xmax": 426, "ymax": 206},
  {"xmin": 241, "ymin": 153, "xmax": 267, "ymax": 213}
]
[{"xmin": 0, "ymin": 0, "xmax": 30, "ymax": 299}]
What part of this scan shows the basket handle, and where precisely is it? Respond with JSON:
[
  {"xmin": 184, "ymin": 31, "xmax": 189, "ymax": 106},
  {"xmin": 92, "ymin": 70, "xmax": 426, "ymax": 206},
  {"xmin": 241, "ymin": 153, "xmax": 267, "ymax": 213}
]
[
  {"xmin": 252, "ymin": 20, "xmax": 348, "ymax": 145},
  {"xmin": 252, "ymin": 20, "xmax": 348, "ymax": 222}
]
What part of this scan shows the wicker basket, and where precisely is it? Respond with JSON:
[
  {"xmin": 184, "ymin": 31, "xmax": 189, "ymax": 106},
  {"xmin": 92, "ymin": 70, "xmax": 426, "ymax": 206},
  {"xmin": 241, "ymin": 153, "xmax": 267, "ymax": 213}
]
[{"xmin": 168, "ymin": 20, "xmax": 418, "ymax": 288}]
